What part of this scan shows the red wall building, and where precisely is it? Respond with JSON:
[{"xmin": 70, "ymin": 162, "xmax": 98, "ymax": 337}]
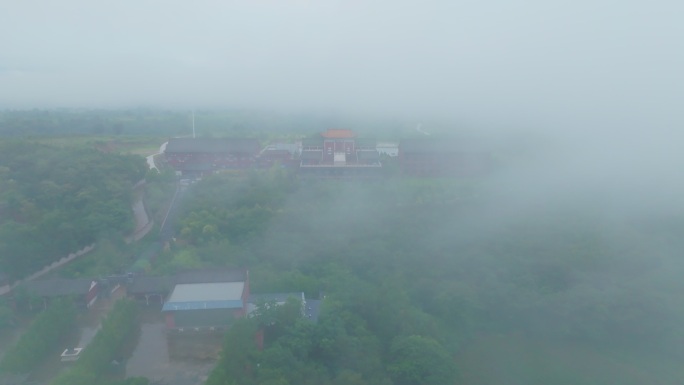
[{"xmin": 165, "ymin": 138, "xmax": 261, "ymax": 175}]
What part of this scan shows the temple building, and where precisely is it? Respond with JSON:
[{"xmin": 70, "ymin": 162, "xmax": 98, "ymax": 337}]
[{"xmin": 299, "ymin": 129, "xmax": 382, "ymax": 177}]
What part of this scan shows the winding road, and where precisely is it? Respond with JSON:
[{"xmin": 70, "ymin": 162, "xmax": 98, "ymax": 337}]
[
  {"xmin": 146, "ymin": 141, "xmax": 168, "ymax": 172},
  {"xmin": 125, "ymin": 181, "xmax": 153, "ymax": 243}
]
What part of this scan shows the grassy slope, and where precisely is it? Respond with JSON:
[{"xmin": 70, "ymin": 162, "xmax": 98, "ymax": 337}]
[{"xmin": 456, "ymin": 334, "xmax": 683, "ymax": 385}]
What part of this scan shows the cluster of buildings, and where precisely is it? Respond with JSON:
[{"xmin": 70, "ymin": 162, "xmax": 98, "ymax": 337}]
[
  {"xmin": 130, "ymin": 269, "xmax": 253, "ymax": 331},
  {"xmin": 12, "ymin": 269, "xmax": 319, "ymax": 333},
  {"xmin": 164, "ymin": 129, "xmax": 493, "ymax": 178},
  {"xmin": 131, "ymin": 269, "xmax": 320, "ymax": 332}
]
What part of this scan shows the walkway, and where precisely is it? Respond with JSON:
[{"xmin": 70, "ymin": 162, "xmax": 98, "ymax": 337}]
[
  {"xmin": 125, "ymin": 181, "xmax": 153, "ymax": 243},
  {"xmin": 146, "ymin": 142, "xmax": 168, "ymax": 172}
]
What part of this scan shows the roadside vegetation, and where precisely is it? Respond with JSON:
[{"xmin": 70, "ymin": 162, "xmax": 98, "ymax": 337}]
[
  {"xmin": 143, "ymin": 167, "xmax": 178, "ymax": 225},
  {"xmin": 0, "ymin": 298, "xmax": 12, "ymax": 331},
  {"xmin": 0, "ymin": 299, "xmax": 76, "ymax": 374},
  {"xmin": 0, "ymin": 140, "xmax": 147, "ymax": 280},
  {"xmin": 52, "ymin": 299, "xmax": 141, "ymax": 385}
]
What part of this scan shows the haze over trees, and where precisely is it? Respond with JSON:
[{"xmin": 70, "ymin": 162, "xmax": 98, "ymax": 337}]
[
  {"xmin": 1, "ymin": 0, "xmax": 682, "ymax": 383},
  {"xmin": 0, "ymin": 299, "xmax": 76, "ymax": 374},
  {"xmin": 0, "ymin": 109, "xmax": 399, "ymax": 140},
  {"xmin": 170, "ymin": 160, "xmax": 684, "ymax": 384},
  {"xmin": 0, "ymin": 103, "xmax": 682, "ymax": 384},
  {"xmin": 0, "ymin": 105, "xmax": 681, "ymax": 383},
  {"xmin": 0, "ymin": 140, "xmax": 147, "ymax": 279},
  {"xmin": 52, "ymin": 299, "xmax": 140, "ymax": 385}
]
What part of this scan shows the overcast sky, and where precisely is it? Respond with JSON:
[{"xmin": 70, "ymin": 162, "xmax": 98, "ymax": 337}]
[{"xmin": 1, "ymin": 0, "xmax": 682, "ymax": 131}]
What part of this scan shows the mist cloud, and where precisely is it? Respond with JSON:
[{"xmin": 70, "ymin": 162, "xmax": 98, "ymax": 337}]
[{"xmin": 1, "ymin": 0, "xmax": 681, "ymax": 133}]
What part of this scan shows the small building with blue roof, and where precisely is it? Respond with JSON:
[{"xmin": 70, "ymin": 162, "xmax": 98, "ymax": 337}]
[{"xmin": 161, "ymin": 269, "xmax": 249, "ymax": 331}]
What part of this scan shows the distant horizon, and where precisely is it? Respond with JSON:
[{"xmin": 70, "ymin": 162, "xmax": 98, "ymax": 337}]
[{"xmin": 2, "ymin": 1, "xmax": 682, "ymax": 137}]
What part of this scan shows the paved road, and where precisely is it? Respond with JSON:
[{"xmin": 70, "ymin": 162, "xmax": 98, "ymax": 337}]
[
  {"xmin": 125, "ymin": 187, "xmax": 153, "ymax": 243},
  {"xmin": 159, "ymin": 182, "xmax": 185, "ymax": 242},
  {"xmin": 131, "ymin": 197, "xmax": 149, "ymax": 233},
  {"xmin": 146, "ymin": 142, "xmax": 168, "ymax": 172}
]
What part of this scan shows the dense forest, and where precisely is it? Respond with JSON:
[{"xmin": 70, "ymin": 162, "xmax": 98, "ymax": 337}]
[
  {"xmin": 0, "ymin": 110, "xmax": 191, "ymax": 137},
  {"xmin": 0, "ymin": 109, "xmax": 682, "ymax": 383},
  {"xmin": 0, "ymin": 141, "xmax": 147, "ymax": 279},
  {"xmin": 161, "ymin": 168, "xmax": 684, "ymax": 384},
  {"xmin": 0, "ymin": 109, "xmax": 411, "ymax": 139}
]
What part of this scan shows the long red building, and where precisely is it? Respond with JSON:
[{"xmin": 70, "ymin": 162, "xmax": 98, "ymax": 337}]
[
  {"xmin": 162, "ymin": 133, "xmax": 492, "ymax": 178},
  {"xmin": 164, "ymin": 138, "xmax": 261, "ymax": 176}
]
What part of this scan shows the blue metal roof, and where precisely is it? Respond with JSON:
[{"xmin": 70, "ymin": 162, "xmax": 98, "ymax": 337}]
[{"xmin": 162, "ymin": 300, "xmax": 243, "ymax": 311}]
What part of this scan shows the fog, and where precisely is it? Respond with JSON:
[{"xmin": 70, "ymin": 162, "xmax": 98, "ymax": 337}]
[
  {"xmin": 2, "ymin": 0, "xmax": 683, "ymax": 267},
  {"xmin": 2, "ymin": 0, "xmax": 683, "ymax": 134},
  {"xmin": 3, "ymin": 3, "xmax": 684, "ymax": 382}
]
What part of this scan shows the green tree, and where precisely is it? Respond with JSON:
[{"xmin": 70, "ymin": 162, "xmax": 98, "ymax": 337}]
[
  {"xmin": 206, "ymin": 318, "xmax": 259, "ymax": 385},
  {"xmin": 387, "ymin": 335, "xmax": 457, "ymax": 385},
  {"xmin": 0, "ymin": 302, "xmax": 14, "ymax": 330},
  {"xmin": 0, "ymin": 299, "xmax": 76, "ymax": 374},
  {"xmin": 170, "ymin": 248, "xmax": 203, "ymax": 270}
]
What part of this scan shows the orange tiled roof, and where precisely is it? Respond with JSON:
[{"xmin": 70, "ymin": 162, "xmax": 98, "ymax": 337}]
[{"xmin": 321, "ymin": 129, "xmax": 355, "ymax": 139}]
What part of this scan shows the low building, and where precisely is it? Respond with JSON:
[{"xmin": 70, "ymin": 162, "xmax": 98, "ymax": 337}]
[
  {"xmin": 163, "ymin": 282, "xmax": 247, "ymax": 330},
  {"xmin": 160, "ymin": 269, "xmax": 249, "ymax": 331},
  {"xmin": 128, "ymin": 275, "xmax": 174, "ymax": 305},
  {"xmin": 377, "ymin": 142, "xmax": 399, "ymax": 157},
  {"xmin": 21, "ymin": 278, "xmax": 99, "ymax": 309},
  {"xmin": 164, "ymin": 138, "xmax": 261, "ymax": 176},
  {"xmin": 258, "ymin": 143, "xmax": 299, "ymax": 168},
  {"xmin": 248, "ymin": 292, "xmax": 321, "ymax": 323},
  {"xmin": 249, "ymin": 292, "xmax": 322, "ymax": 350},
  {"xmin": 247, "ymin": 292, "xmax": 305, "ymax": 315}
]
